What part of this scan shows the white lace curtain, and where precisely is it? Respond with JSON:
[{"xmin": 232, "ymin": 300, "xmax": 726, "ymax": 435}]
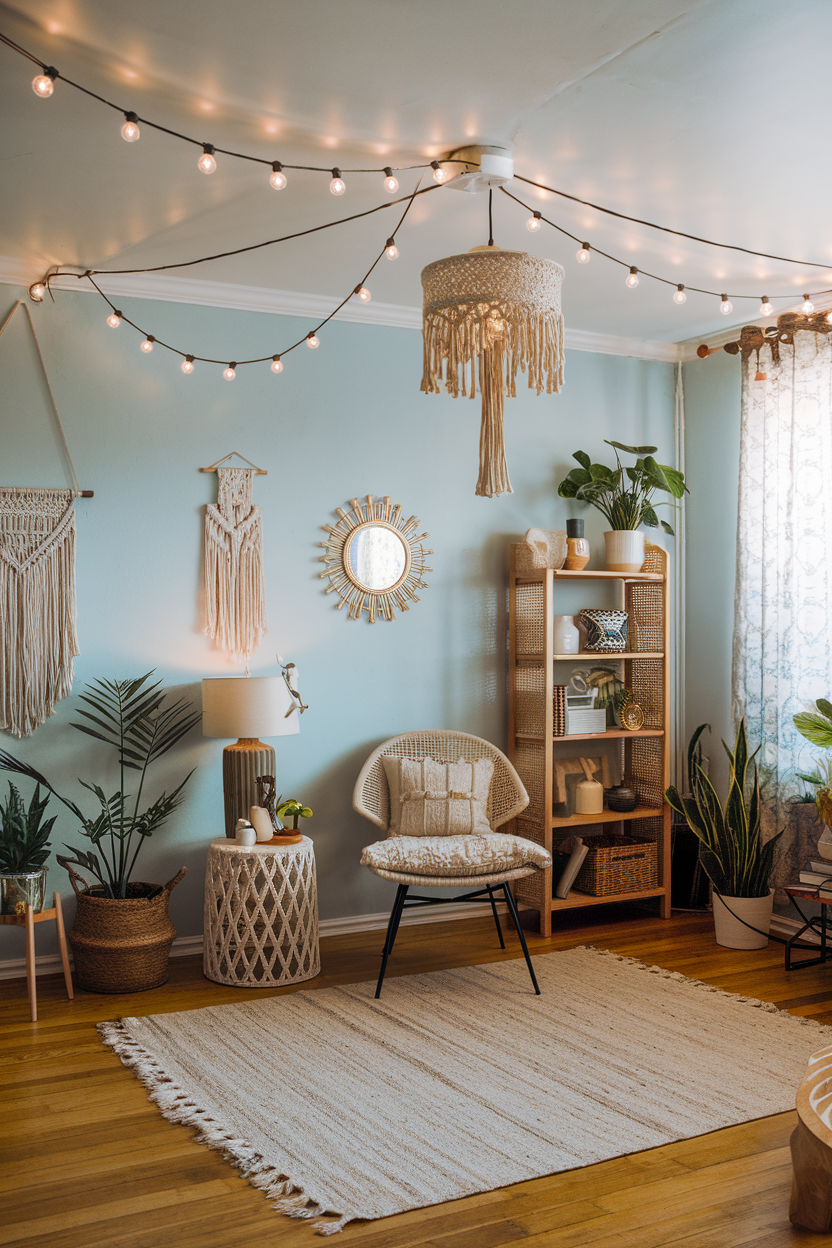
[{"xmin": 732, "ymin": 330, "xmax": 832, "ymax": 885}]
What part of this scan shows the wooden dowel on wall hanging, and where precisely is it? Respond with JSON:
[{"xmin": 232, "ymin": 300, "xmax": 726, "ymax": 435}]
[{"xmin": 200, "ymin": 451, "xmax": 267, "ymax": 475}]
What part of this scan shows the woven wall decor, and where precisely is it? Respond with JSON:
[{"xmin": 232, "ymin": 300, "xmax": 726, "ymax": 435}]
[
  {"xmin": 204, "ymin": 467, "xmax": 267, "ymax": 661},
  {"xmin": 421, "ymin": 247, "xmax": 565, "ymax": 498}
]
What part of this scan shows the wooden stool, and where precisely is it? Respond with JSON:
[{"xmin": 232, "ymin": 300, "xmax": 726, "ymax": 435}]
[{"xmin": 0, "ymin": 892, "xmax": 74, "ymax": 1021}]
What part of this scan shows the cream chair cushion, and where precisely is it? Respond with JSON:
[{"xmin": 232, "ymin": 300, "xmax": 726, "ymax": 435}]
[
  {"xmin": 361, "ymin": 832, "xmax": 551, "ymax": 878},
  {"xmin": 381, "ymin": 755, "xmax": 494, "ymax": 837}
]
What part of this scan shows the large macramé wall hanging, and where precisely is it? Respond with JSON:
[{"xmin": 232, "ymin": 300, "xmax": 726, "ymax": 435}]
[
  {"xmin": 202, "ymin": 453, "xmax": 267, "ymax": 661},
  {"xmin": 421, "ymin": 247, "xmax": 564, "ymax": 499},
  {"xmin": 0, "ymin": 300, "xmax": 92, "ymax": 738}
]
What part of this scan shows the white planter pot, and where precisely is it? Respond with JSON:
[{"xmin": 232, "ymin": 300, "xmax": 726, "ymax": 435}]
[
  {"xmin": 604, "ymin": 530, "xmax": 645, "ymax": 573},
  {"xmin": 712, "ymin": 889, "xmax": 774, "ymax": 950}
]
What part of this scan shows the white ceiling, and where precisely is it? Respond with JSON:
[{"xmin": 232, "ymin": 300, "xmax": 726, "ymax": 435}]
[{"xmin": 1, "ymin": 0, "xmax": 830, "ymax": 343}]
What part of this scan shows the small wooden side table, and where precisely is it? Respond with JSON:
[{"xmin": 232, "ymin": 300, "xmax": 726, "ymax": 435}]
[
  {"xmin": 203, "ymin": 837, "xmax": 320, "ymax": 987},
  {"xmin": 0, "ymin": 892, "xmax": 74, "ymax": 1021}
]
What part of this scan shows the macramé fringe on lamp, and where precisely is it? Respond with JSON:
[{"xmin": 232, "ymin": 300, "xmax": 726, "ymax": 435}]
[{"xmin": 421, "ymin": 247, "xmax": 565, "ymax": 498}]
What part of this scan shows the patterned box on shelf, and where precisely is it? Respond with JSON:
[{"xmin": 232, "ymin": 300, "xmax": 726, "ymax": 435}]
[{"xmin": 574, "ymin": 833, "xmax": 658, "ymax": 896}]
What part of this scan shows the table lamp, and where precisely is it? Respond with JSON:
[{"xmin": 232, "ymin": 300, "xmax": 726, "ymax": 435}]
[{"xmin": 202, "ymin": 676, "xmax": 299, "ymax": 838}]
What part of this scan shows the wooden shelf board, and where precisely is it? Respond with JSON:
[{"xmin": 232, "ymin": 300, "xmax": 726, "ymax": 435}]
[
  {"xmin": 515, "ymin": 729, "xmax": 664, "ymax": 743},
  {"xmin": 550, "ymin": 886, "xmax": 666, "ymax": 911},
  {"xmin": 514, "ymin": 570, "xmax": 664, "ymax": 583},
  {"xmin": 517, "ymin": 651, "xmax": 663, "ymax": 662},
  {"xmin": 551, "ymin": 804, "xmax": 664, "ymax": 829}
]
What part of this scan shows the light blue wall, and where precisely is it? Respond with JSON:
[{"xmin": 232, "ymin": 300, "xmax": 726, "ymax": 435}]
[{"xmin": 1, "ymin": 286, "xmax": 675, "ymax": 957}]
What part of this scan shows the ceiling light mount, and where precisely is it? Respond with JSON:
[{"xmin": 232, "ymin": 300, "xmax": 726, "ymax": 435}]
[{"xmin": 442, "ymin": 144, "xmax": 514, "ymax": 194}]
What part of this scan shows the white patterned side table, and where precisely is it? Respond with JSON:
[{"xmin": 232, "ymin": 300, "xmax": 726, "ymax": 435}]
[{"xmin": 203, "ymin": 837, "xmax": 320, "ymax": 987}]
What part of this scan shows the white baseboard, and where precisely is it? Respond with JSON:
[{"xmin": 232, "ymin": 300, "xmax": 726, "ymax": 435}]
[
  {"xmin": 0, "ymin": 900, "xmax": 504, "ymax": 982},
  {"xmin": 770, "ymin": 913, "xmax": 822, "ymax": 946}
]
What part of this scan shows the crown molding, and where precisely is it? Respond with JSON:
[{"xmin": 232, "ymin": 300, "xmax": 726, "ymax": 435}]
[{"xmin": 0, "ymin": 255, "xmax": 681, "ymax": 362}]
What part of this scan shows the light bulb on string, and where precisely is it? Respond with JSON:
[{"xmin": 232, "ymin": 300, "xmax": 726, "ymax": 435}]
[
  {"xmin": 330, "ymin": 168, "xmax": 345, "ymax": 195},
  {"xmin": 271, "ymin": 355, "xmax": 283, "ymax": 373},
  {"xmin": 140, "ymin": 336, "xmax": 155, "ymax": 353},
  {"xmin": 31, "ymin": 68, "xmax": 56, "ymax": 97},
  {"xmin": 802, "ymin": 294, "xmax": 815, "ymax": 314},
  {"xmin": 223, "ymin": 363, "xmax": 236, "ymax": 380},
  {"xmin": 383, "ymin": 167, "xmax": 398, "ymax": 193},
  {"xmin": 385, "ymin": 238, "xmax": 398, "ymax": 260},
  {"xmin": 28, "ymin": 282, "xmax": 45, "ymax": 302},
  {"xmin": 307, "ymin": 333, "xmax": 320, "ymax": 348},
  {"xmin": 526, "ymin": 212, "xmax": 542, "ymax": 233},
  {"xmin": 121, "ymin": 112, "xmax": 140, "ymax": 141},
  {"xmin": 673, "ymin": 284, "xmax": 686, "ymax": 305},
  {"xmin": 720, "ymin": 294, "xmax": 733, "ymax": 315},
  {"xmin": 355, "ymin": 285, "xmax": 371, "ymax": 303},
  {"xmin": 760, "ymin": 297, "xmax": 773, "ymax": 316},
  {"xmin": 269, "ymin": 161, "xmax": 286, "ymax": 190},
  {"xmin": 198, "ymin": 144, "xmax": 217, "ymax": 174},
  {"xmin": 625, "ymin": 267, "xmax": 639, "ymax": 288},
  {"xmin": 181, "ymin": 356, "xmax": 194, "ymax": 374},
  {"xmin": 106, "ymin": 311, "xmax": 122, "ymax": 328},
  {"xmin": 576, "ymin": 243, "xmax": 591, "ymax": 263},
  {"xmin": 430, "ymin": 161, "xmax": 447, "ymax": 184},
  {"xmin": 827, "ymin": 311, "xmax": 832, "ymax": 325}
]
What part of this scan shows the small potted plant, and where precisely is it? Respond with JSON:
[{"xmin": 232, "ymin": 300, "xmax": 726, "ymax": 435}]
[
  {"xmin": 276, "ymin": 798, "xmax": 313, "ymax": 834},
  {"xmin": 0, "ymin": 672, "xmax": 199, "ymax": 992},
  {"xmin": 0, "ymin": 783, "xmax": 56, "ymax": 915},
  {"xmin": 557, "ymin": 440, "xmax": 688, "ymax": 572},
  {"xmin": 666, "ymin": 720, "xmax": 782, "ymax": 949},
  {"xmin": 793, "ymin": 699, "xmax": 832, "ymax": 848}
]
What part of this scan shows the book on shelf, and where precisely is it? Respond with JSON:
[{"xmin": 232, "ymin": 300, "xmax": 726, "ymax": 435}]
[
  {"xmin": 552, "ymin": 835, "xmax": 588, "ymax": 899},
  {"xmin": 798, "ymin": 870, "xmax": 832, "ymax": 889},
  {"xmin": 808, "ymin": 859, "xmax": 832, "ymax": 876}
]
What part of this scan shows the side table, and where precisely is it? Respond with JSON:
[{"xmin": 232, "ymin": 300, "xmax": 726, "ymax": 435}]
[{"xmin": 203, "ymin": 836, "xmax": 320, "ymax": 987}]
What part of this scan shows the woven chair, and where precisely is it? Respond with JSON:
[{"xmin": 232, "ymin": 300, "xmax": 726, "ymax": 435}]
[{"xmin": 353, "ymin": 730, "xmax": 548, "ymax": 997}]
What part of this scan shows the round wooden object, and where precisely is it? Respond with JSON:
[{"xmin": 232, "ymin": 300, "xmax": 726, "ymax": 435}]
[{"xmin": 203, "ymin": 837, "xmax": 319, "ymax": 987}]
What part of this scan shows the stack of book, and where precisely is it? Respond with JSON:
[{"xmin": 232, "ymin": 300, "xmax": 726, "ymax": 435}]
[{"xmin": 797, "ymin": 858, "xmax": 832, "ymax": 893}]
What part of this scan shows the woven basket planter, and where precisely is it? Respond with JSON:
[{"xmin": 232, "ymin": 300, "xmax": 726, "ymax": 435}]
[
  {"xmin": 59, "ymin": 859, "xmax": 186, "ymax": 993},
  {"xmin": 574, "ymin": 834, "xmax": 657, "ymax": 897}
]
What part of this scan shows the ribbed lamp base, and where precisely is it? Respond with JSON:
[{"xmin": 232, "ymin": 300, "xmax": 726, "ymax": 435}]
[{"xmin": 222, "ymin": 739, "xmax": 276, "ymax": 838}]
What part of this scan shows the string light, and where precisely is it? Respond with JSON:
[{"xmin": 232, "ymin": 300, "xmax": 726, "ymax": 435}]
[
  {"xmin": 121, "ymin": 111, "xmax": 140, "ymax": 142},
  {"xmin": 576, "ymin": 243, "xmax": 591, "ymax": 263},
  {"xmin": 223, "ymin": 363, "xmax": 236, "ymax": 380},
  {"xmin": 431, "ymin": 161, "xmax": 447, "ymax": 184},
  {"xmin": 383, "ymin": 167, "xmax": 398, "ymax": 193},
  {"xmin": 269, "ymin": 161, "xmax": 286, "ymax": 190},
  {"xmin": 827, "ymin": 311, "xmax": 832, "ymax": 325},
  {"xmin": 28, "ymin": 282, "xmax": 45, "ymax": 301},
  {"xmin": 140, "ymin": 336, "xmax": 155, "ymax": 353},
  {"xmin": 307, "ymin": 333, "xmax": 320, "ymax": 348},
  {"xmin": 802, "ymin": 294, "xmax": 815, "ymax": 313},
  {"xmin": 198, "ymin": 144, "xmax": 217, "ymax": 174},
  {"xmin": 760, "ymin": 297, "xmax": 773, "ymax": 316},
  {"xmin": 31, "ymin": 68, "xmax": 56, "ymax": 97},
  {"xmin": 526, "ymin": 212, "xmax": 542, "ymax": 233},
  {"xmin": 355, "ymin": 285, "xmax": 371, "ymax": 302},
  {"xmin": 720, "ymin": 294, "xmax": 733, "ymax": 315},
  {"xmin": 106, "ymin": 311, "xmax": 121, "ymax": 327},
  {"xmin": 385, "ymin": 238, "xmax": 398, "ymax": 259},
  {"xmin": 330, "ymin": 168, "xmax": 345, "ymax": 195},
  {"xmin": 181, "ymin": 356, "xmax": 194, "ymax": 373},
  {"xmin": 625, "ymin": 267, "xmax": 639, "ymax": 288},
  {"xmin": 271, "ymin": 355, "xmax": 283, "ymax": 373},
  {"xmin": 673, "ymin": 284, "xmax": 686, "ymax": 304}
]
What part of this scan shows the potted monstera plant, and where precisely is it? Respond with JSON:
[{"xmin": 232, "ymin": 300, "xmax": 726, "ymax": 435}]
[
  {"xmin": 557, "ymin": 440, "xmax": 688, "ymax": 572},
  {"xmin": 666, "ymin": 721, "xmax": 782, "ymax": 949},
  {"xmin": 0, "ymin": 673, "xmax": 200, "ymax": 992},
  {"xmin": 0, "ymin": 783, "xmax": 56, "ymax": 916}
]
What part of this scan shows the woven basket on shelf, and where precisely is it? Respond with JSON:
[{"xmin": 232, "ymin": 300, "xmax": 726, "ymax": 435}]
[{"xmin": 574, "ymin": 834, "xmax": 657, "ymax": 896}]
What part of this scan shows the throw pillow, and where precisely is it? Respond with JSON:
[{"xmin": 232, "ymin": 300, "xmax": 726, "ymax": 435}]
[{"xmin": 381, "ymin": 755, "xmax": 494, "ymax": 837}]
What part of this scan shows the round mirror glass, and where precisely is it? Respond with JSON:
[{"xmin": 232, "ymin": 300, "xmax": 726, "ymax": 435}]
[{"xmin": 347, "ymin": 524, "xmax": 408, "ymax": 591}]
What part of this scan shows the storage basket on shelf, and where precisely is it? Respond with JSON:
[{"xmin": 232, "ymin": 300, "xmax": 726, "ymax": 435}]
[{"xmin": 573, "ymin": 833, "xmax": 658, "ymax": 896}]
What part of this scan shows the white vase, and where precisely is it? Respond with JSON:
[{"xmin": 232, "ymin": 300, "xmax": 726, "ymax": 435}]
[
  {"xmin": 604, "ymin": 530, "xmax": 645, "ymax": 573},
  {"xmin": 712, "ymin": 889, "xmax": 774, "ymax": 949},
  {"xmin": 553, "ymin": 615, "xmax": 580, "ymax": 654}
]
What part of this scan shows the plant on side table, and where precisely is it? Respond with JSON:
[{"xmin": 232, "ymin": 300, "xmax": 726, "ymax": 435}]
[
  {"xmin": 557, "ymin": 440, "xmax": 688, "ymax": 572},
  {"xmin": 276, "ymin": 798, "xmax": 313, "ymax": 832},
  {"xmin": 793, "ymin": 698, "xmax": 832, "ymax": 857},
  {"xmin": 666, "ymin": 720, "xmax": 783, "ymax": 949},
  {"xmin": 0, "ymin": 783, "xmax": 56, "ymax": 915},
  {"xmin": 0, "ymin": 672, "xmax": 200, "ymax": 992}
]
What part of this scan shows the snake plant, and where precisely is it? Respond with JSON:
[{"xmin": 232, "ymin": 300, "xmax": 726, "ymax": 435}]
[{"xmin": 0, "ymin": 783, "xmax": 56, "ymax": 874}]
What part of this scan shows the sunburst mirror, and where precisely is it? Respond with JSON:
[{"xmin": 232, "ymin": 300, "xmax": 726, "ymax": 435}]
[{"xmin": 317, "ymin": 496, "xmax": 432, "ymax": 622}]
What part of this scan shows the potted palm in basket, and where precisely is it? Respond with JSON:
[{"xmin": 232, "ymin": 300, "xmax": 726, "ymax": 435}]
[
  {"xmin": 0, "ymin": 673, "xmax": 199, "ymax": 992},
  {"xmin": 666, "ymin": 720, "xmax": 782, "ymax": 949}
]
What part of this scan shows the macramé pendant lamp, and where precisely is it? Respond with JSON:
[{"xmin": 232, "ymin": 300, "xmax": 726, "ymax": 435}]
[{"xmin": 421, "ymin": 246, "xmax": 565, "ymax": 497}]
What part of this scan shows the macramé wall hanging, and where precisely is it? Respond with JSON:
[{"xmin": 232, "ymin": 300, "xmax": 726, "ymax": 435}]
[
  {"xmin": 202, "ymin": 453, "xmax": 267, "ymax": 662},
  {"xmin": 0, "ymin": 300, "xmax": 93, "ymax": 738},
  {"xmin": 421, "ymin": 246, "xmax": 564, "ymax": 498}
]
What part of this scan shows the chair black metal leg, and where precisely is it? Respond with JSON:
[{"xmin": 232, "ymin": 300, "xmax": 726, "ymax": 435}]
[
  {"xmin": 502, "ymin": 883, "xmax": 540, "ymax": 995},
  {"xmin": 487, "ymin": 886, "xmax": 505, "ymax": 949},
  {"xmin": 375, "ymin": 885, "xmax": 408, "ymax": 998}
]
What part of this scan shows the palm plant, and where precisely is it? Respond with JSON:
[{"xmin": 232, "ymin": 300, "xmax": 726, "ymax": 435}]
[
  {"xmin": 0, "ymin": 673, "xmax": 200, "ymax": 899},
  {"xmin": 666, "ymin": 720, "xmax": 782, "ymax": 898},
  {"xmin": 0, "ymin": 783, "xmax": 56, "ymax": 874},
  {"xmin": 793, "ymin": 699, "xmax": 832, "ymax": 828},
  {"xmin": 557, "ymin": 440, "xmax": 687, "ymax": 533}
]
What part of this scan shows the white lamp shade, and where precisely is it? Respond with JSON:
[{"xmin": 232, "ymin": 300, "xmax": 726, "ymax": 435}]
[{"xmin": 201, "ymin": 676, "xmax": 300, "ymax": 739}]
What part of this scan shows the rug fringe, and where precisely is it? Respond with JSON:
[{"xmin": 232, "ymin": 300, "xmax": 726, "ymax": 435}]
[
  {"xmin": 97, "ymin": 1019, "xmax": 354, "ymax": 1235},
  {"xmin": 577, "ymin": 945, "xmax": 827, "ymax": 1030}
]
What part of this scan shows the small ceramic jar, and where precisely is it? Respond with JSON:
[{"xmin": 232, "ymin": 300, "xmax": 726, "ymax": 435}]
[
  {"xmin": 575, "ymin": 778, "xmax": 604, "ymax": 814},
  {"xmin": 553, "ymin": 615, "xmax": 581, "ymax": 654},
  {"xmin": 235, "ymin": 819, "xmax": 257, "ymax": 847},
  {"xmin": 565, "ymin": 518, "xmax": 590, "ymax": 571},
  {"xmin": 249, "ymin": 806, "xmax": 275, "ymax": 842}
]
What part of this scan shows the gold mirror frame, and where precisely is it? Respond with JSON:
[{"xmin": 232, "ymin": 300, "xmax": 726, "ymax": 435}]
[{"xmin": 317, "ymin": 496, "xmax": 433, "ymax": 622}]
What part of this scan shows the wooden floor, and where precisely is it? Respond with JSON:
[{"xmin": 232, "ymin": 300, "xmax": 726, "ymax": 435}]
[{"xmin": 2, "ymin": 904, "xmax": 831, "ymax": 1248}]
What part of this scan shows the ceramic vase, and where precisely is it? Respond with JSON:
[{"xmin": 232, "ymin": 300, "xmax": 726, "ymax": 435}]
[
  {"xmin": 553, "ymin": 615, "xmax": 580, "ymax": 654},
  {"xmin": 604, "ymin": 530, "xmax": 645, "ymax": 573},
  {"xmin": 575, "ymin": 779, "xmax": 604, "ymax": 814},
  {"xmin": 564, "ymin": 518, "xmax": 590, "ymax": 571},
  {"xmin": 712, "ymin": 889, "xmax": 774, "ymax": 950}
]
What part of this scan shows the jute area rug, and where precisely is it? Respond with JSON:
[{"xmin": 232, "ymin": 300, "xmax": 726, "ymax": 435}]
[{"xmin": 99, "ymin": 946, "xmax": 828, "ymax": 1236}]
